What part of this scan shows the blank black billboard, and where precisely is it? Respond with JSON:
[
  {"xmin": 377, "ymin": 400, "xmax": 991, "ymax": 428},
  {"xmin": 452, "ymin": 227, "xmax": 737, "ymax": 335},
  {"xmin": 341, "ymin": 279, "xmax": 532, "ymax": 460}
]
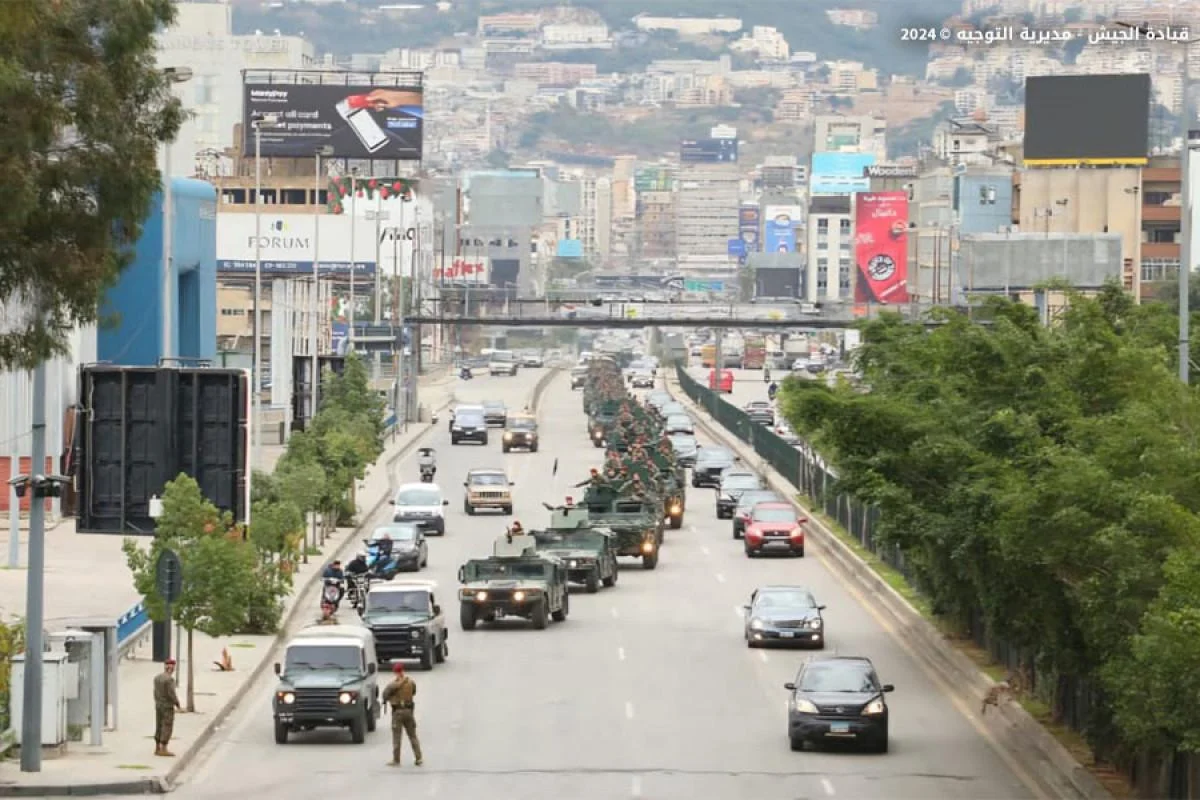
[{"xmin": 1024, "ymin": 74, "xmax": 1150, "ymax": 164}]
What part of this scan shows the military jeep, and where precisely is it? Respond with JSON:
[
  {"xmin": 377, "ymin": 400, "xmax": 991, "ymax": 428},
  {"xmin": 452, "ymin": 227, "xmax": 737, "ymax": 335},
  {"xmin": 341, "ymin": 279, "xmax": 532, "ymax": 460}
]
[
  {"xmin": 272, "ymin": 625, "xmax": 380, "ymax": 745},
  {"xmin": 530, "ymin": 506, "xmax": 619, "ymax": 593},
  {"xmin": 361, "ymin": 581, "xmax": 448, "ymax": 671},
  {"xmin": 457, "ymin": 534, "xmax": 570, "ymax": 630}
]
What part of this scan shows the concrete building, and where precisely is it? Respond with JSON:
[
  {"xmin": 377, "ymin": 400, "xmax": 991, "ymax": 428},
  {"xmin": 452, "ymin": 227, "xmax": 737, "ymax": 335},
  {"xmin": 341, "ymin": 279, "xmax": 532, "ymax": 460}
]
[
  {"xmin": 932, "ymin": 120, "xmax": 1004, "ymax": 167},
  {"xmin": 478, "ymin": 13, "xmax": 541, "ymax": 36},
  {"xmin": 813, "ymin": 115, "xmax": 887, "ymax": 160},
  {"xmin": 806, "ymin": 195, "xmax": 853, "ymax": 303},
  {"xmin": 636, "ymin": 191, "xmax": 677, "ymax": 261},
  {"xmin": 541, "ymin": 23, "xmax": 613, "ymax": 49},
  {"xmin": 675, "ymin": 167, "xmax": 741, "ymax": 261},
  {"xmin": 513, "ymin": 62, "xmax": 598, "ymax": 85},
  {"xmin": 730, "ymin": 26, "xmax": 790, "ymax": 60},
  {"xmin": 462, "ymin": 169, "xmax": 545, "ymax": 290},
  {"xmin": 579, "ymin": 176, "xmax": 613, "ymax": 262},
  {"xmin": 957, "ymin": 233, "xmax": 1125, "ymax": 299},
  {"xmin": 634, "ymin": 16, "xmax": 743, "ymax": 36},
  {"xmin": 611, "ymin": 156, "xmax": 637, "ymax": 221},
  {"xmin": 761, "ymin": 156, "xmax": 803, "ymax": 190},
  {"xmin": 154, "ymin": 2, "xmax": 316, "ymax": 175}
]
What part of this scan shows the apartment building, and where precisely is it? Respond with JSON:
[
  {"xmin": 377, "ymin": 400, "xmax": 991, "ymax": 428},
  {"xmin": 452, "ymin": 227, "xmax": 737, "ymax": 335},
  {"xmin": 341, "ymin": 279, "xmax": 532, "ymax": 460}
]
[
  {"xmin": 541, "ymin": 23, "xmax": 613, "ymax": 49},
  {"xmin": 813, "ymin": 115, "xmax": 887, "ymax": 160},
  {"xmin": 776, "ymin": 88, "xmax": 817, "ymax": 122},
  {"xmin": 513, "ymin": 61, "xmax": 598, "ymax": 85},
  {"xmin": 636, "ymin": 191, "xmax": 677, "ymax": 260},
  {"xmin": 675, "ymin": 166, "xmax": 740, "ymax": 259},
  {"xmin": 805, "ymin": 195, "xmax": 854, "ymax": 303},
  {"xmin": 634, "ymin": 16, "xmax": 743, "ymax": 35},
  {"xmin": 730, "ymin": 26, "xmax": 790, "ymax": 60}
]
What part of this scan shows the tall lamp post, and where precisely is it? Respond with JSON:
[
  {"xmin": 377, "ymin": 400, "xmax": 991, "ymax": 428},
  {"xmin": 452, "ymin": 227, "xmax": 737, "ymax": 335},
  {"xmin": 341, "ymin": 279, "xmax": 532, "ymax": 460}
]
[
  {"xmin": 251, "ymin": 112, "xmax": 283, "ymax": 469},
  {"xmin": 160, "ymin": 67, "xmax": 193, "ymax": 361},
  {"xmin": 312, "ymin": 145, "xmax": 333, "ymax": 420}
]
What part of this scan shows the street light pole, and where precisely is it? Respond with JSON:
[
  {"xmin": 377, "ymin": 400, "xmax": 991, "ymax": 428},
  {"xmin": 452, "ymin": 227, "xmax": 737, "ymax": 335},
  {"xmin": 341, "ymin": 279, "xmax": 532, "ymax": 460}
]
[
  {"xmin": 251, "ymin": 113, "xmax": 280, "ymax": 468},
  {"xmin": 349, "ymin": 170, "xmax": 359, "ymax": 349},
  {"xmin": 312, "ymin": 146, "xmax": 332, "ymax": 419},
  {"xmin": 160, "ymin": 67, "xmax": 193, "ymax": 361}
]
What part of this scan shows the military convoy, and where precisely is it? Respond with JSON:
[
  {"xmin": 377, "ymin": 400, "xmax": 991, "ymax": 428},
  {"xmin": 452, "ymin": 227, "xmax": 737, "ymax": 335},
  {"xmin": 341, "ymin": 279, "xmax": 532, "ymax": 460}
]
[
  {"xmin": 457, "ymin": 534, "xmax": 570, "ymax": 630},
  {"xmin": 531, "ymin": 505, "xmax": 619, "ymax": 592}
]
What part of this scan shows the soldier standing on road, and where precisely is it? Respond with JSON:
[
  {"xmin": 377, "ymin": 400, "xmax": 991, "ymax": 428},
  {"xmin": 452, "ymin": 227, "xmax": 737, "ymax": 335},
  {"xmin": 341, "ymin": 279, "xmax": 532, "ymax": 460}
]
[
  {"xmin": 153, "ymin": 658, "xmax": 182, "ymax": 757},
  {"xmin": 382, "ymin": 663, "xmax": 423, "ymax": 767}
]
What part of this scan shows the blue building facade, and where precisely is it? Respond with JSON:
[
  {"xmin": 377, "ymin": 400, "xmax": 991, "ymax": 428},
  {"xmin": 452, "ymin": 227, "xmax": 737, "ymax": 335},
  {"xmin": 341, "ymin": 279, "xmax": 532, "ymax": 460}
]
[
  {"xmin": 98, "ymin": 178, "xmax": 218, "ymax": 366},
  {"xmin": 953, "ymin": 171, "xmax": 1014, "ymax": 235}
]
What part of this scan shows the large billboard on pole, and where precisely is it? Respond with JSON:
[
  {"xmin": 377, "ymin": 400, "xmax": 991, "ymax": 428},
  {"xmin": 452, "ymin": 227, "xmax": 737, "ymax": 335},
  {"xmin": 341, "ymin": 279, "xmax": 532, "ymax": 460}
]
[
  {"xmin": 242, "ymin": 82, "xmax": 424, "ymax": 160},
  {"xmin": 854, "ymin": 192, "xmax": 910, "ymax": 304},
  {"xmin": 763, "ymin": 206, "xmax": 802, "ymax": 253}
]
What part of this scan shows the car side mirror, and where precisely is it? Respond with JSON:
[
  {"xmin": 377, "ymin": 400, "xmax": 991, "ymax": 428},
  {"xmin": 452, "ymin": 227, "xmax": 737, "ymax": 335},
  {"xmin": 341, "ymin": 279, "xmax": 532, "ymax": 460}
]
[
  {"xmin": 457, "ymin": 566, "xmax": 466, "ymax": 583},
  {"xmin": 882, "ymin": 684, "xmax": 895, "ymax": 693},
  {"xmin": 784, "ymin": 682, "xmax": 796, "ymax": 691},
  {"xmin": 433, "ymin": 604, "xmax": 441, "ymax": 615},
  {"xmin": 463, "ymin": 482, "xmax": 468, "ymax": 487},
  {"xmin": 442, "ymin": 499, "xmax": 449, "ymax": 506},
  {"xmin": 367, "ymin": 663, "xmax": 377, "ymax": 675},
  {"xmin": 509, "ymin": 481, "xmax": 515, "ymax": 486},
  {"xmin": 388, "ymin": 499, "xmax": 395, "ymax": 505},
  {"xmin": 742, "ymin": 604, "xmax": 751, "ymax": 612},
  {"xmin": 273, "ymin": 662, "xmax": 281, "ymax": 676}
]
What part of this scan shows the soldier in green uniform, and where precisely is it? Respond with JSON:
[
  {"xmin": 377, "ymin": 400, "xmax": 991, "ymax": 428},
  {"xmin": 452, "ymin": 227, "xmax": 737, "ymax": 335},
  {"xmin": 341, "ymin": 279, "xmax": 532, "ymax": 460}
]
[
  {"xmin": 574, "ymin": 468, "xmax": 605, "ymax": 489},
  {"xmin": 153, "ymin": 658, "xmax": 182, "ymax": 757},
  {"xmin": 381, "ymin": 662, "xmax": 423, "ymax": 767}
]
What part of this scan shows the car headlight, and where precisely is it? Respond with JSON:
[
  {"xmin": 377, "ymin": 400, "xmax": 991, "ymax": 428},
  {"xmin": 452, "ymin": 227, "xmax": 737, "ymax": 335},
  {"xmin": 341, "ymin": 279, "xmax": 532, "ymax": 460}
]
[
  {"xmin": 568, "ymin": 560, "xmax": 578, "ymax": 568},
  {"xmin": 410, "ymin": 630, "xmax": 421, "ymax": 639},
  {"xmin": 808, "ymin": 619, "xmax": 822, "ymax": 630},
  {"xmin": 475, "ymin": 591, "xmax": 488, "ymax": 601},
  {"xmin": 792, "ymin": 698, "xmax": 818, "ymax": 714},
  {"xmin": 278, "ymin": 691, "xmax": 295, "ymax": 704},
  {"xmin": 504, "ymin": 432, "xmax": 513, "ymax": 440},
  {"xmin": 514, "ymin": 590, "xmax": 526, "ymax": 602},
  {"xmin": 670, "ymin": 504, "xmax": 682, "ymax": 514},
  {"xmin": 338, "ymin": 691, "xmax": 356, "ymax": 705},
  {"xmin": 863, "ymin": 698, "xmax": 886, "ymax": 715},
  {"xmin": 641, "ymin": 541, "xmax": 655, "ymax": 553},
  {"xmin": 750, "ymin": 618, "xmax": 765, "ymax": 630}
]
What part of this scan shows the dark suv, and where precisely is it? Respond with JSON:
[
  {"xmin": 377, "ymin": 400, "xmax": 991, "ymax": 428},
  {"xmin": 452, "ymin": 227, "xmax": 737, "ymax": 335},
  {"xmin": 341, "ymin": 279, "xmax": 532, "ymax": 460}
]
[
  {"xmin": 451, "ymin": 410, "xmax": 488, "ymax": 445},
  {"xmin": 784, "ymin": 656, "xmax": 893, "ymax": 753}
]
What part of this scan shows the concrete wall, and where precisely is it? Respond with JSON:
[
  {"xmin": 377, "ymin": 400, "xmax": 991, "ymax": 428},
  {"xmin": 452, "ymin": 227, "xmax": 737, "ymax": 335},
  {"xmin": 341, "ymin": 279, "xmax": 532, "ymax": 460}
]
[
  {"xmin": 98, "ymin": 178, "xmax": 218, "ymax": 366},
  {"xmin": 958, "ymin": 233, "xmax": 1123, "ymax": 292},
  {"xmin": 956, "ymin": 172, "xmax": 1013, "ymax": 234}
]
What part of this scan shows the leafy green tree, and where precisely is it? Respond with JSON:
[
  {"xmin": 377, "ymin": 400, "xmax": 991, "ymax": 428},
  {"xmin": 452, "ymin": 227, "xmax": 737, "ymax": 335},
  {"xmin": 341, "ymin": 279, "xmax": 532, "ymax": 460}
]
[
  {"xmin": 275, "ymin": 461, "xmax": 328, "ymax": 558},
  {"xmin": 0, "ymin": 0, "xmax": 185, "ymax": 369}
]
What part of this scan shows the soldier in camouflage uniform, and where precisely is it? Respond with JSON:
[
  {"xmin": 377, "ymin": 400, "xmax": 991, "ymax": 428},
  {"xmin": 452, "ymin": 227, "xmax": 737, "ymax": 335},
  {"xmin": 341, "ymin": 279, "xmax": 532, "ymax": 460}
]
[
  {"xmin": 381, "ymin": 662, "xmax": 423, "ymax": 767},
  {"xmin": 153, "ymin": 658, "xmax": 182, "ymax": 757}
]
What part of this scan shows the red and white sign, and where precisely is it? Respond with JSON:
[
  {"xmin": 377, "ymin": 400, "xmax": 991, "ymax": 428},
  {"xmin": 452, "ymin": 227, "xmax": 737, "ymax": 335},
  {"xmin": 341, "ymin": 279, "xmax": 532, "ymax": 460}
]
[{"xmin": 433, "ymin": 258, "xmax": 490, "ymax": 284}]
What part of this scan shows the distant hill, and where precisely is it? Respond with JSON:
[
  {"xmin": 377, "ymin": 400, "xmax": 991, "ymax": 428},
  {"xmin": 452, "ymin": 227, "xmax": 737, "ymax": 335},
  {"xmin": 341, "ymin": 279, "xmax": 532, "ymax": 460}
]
[{"xmin": 233, "ymin": 0, "xmax": 965, "ymax": 76}]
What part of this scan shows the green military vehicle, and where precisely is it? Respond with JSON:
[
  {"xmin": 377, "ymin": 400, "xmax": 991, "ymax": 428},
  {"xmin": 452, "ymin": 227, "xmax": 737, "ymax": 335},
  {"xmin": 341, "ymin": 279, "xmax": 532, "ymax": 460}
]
[
  {"xmin": 531, "ymin": 505, "xmax": 619, "ymax": 593},
  {"xmin": 272, "ymin": 625, "xmax": 381, "ymax": 745},
  {"xmin": 582, "ymin": 486, "xmax": 662, "ymax": 570},
  {"xmin": 457, "ymin": 534, "xmax": 570, "ymax": 630},
  {"xmin": 587, "ymin": 401, "xmax": 619, "ymax": 447}
]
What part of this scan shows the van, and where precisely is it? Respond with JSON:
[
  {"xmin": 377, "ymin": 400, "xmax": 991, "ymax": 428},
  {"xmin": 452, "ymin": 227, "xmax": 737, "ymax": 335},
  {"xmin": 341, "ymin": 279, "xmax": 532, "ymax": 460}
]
[
  {"xmin": 708, "ymin": 369, "xmax": 734, "ymax": 393},
  {"xmin": 272, "ymin": 625, "xmax": 380, "ymax": 745}
]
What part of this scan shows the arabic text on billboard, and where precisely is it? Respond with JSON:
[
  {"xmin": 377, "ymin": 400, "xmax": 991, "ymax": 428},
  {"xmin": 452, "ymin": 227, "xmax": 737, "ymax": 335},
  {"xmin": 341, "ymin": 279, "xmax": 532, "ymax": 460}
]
[
  {"xmin": 763, "ymin": 206, "xmax": 802, "ymax": 253},
  {"xmin": 811, "ymin": 152, "xmax": 876, "ymax": 194},
  {"xmin": 854, "ymin": 192, "xmax": 910, "ymax": 304},
  {"xmin": 680, "ymin": 138, "xmax": 738, "ymax": 163},
  {"xmin": 242, "ymin": 82, "xmax": 423, "ymax": 160}
]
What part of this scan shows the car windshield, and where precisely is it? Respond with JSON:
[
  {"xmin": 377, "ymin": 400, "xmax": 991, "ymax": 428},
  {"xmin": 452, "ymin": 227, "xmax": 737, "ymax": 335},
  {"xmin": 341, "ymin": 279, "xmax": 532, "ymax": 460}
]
[
  {"xmin": 670, "ymin": 436, "xmax": 696, "ymax": 449},
  {"xmin": 509, "ymin": 419, "xmax": 536, "ymax": 430},
  {"xmin": 471, "ymin": 562, "xmax": 551, "ymax": 580},
  {"xmin": 284, "ymin": 644, "xmax": 361, "ymax": 673},
  {"xmin": 457, "ymin": 413, "xmax": 485, "ymax": 426},
  {"xmin": 484, "ymin": 403, "xmax": 505, "ymax": 412},
  {"xmin": 368, "ymin": 590, "xmax": 430, "ymax": 614},
  {"xmin": 470, "ymin": 473, "xmax": 508, "ymax": 486},
  {"xmin": 738, "ymin": 492, "xmax": 779, "ymax": 510},
  {"xmin": 798, "ymin": 663, "xmax": 877, "ymax": 693},
  {"xmin": 753, "ymin": 507, "xmax": 798, "ymax": 523},
  {"xmin": 395, "ymin": 489, "xmax": 441, "ymax": 506},
  {"xmin": 666, "ymin": 416, "xmax": 692, "ymax": 427},
  {"xmin": 535, "ymin": 531, "xmax": 606, "ymax": 549},
  {"xmin": 373, "ymin": 525, "xmax": 417, "ymax": 541},
  {"xmin": 747, "ymin": 401, "xmax": 770, "ymax": 409},
  {"xmin": 697, "ymin": 449, "xmax": 733, "ymax": 465},
  {"xmin": 756, "ymin": 590, "xmax": 816, "ymax": 609}
]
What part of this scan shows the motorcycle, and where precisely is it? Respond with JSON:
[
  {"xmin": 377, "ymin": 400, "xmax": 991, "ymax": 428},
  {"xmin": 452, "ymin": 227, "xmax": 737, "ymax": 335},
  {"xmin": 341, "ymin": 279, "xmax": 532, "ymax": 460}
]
[
  {"xmin": 346, "ymin": 574, "xmax": 369, "ymax": 615},
  {"xmin": 417, "ymin": 447, "xmax": 436, "ymax": 483},
  {"xmin": 321, "ymin": 578, "xmax": 343, "ymax": 611},
  {"xmin": 768, "ymin": 384, "xmax": 779, "ymax": 402},
  {"xmin": 459, "ymin": 367, "xmax": 473, "ymax": 380},
  {"xmin": 364, "ymin": 538, "xmax": 401, "ymax": 580}
]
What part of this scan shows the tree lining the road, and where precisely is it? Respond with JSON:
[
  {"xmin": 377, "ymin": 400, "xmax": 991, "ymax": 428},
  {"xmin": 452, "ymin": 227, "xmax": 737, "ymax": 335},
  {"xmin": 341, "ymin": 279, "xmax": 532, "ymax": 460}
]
[{"xmin": 778, "ymin": 286, "xmax": 1200, "ymax": 772}]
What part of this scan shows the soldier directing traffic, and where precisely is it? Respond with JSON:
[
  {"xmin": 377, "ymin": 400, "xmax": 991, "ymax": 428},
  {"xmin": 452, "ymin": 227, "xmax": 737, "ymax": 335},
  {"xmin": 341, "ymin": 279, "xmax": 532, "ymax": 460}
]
[
  {"xmin": 153, "ymin": 658, "xmax": 183, "ymax": 757},
  {"xmin": 382, "ymin": 662, "xmax": 423, "ymax": 766}
]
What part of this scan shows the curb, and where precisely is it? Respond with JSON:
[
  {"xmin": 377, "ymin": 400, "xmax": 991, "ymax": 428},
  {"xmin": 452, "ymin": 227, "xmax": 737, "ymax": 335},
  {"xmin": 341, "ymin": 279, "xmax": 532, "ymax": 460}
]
[
  {"xmin": 0, "ymin": 780, "xmax": 166, "ymax": 797},
  {"xmin": 663, "ymin": 374, "xmax": 1111, "ymax": 800}
]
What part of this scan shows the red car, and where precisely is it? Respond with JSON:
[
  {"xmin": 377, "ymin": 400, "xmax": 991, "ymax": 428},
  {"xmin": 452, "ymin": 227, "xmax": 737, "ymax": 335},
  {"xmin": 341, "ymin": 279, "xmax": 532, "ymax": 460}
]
[{"xmin": 744, "ymin": 502, "xmax": 806, "ymax": 557}]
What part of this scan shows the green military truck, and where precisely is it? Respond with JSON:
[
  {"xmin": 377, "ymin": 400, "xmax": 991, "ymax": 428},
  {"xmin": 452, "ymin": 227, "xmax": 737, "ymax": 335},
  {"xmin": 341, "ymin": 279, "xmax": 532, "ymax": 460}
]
[
  {"xmin": 530, "ymin": 505, "xmax": 619, "ymax": 593},
  {"xmin": 272, "ymin": 625, "xmax": 381, "ymax": 745},
  {"xmin": 582, "ymin": 486, "xmax": 663, "ymax": 570},
  {"xmin": 457, "ymin": 534, "xmax": 570, "ymax": 630}
]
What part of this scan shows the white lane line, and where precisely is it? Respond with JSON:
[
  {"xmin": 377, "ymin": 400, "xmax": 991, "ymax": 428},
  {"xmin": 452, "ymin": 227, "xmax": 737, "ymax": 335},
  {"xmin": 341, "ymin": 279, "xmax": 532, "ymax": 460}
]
[
  {"xmin": 625, "ymin": 701, "xmax": 635, "ymax": 720},
  {"xmin": 631, "ymin": 775, "xmax": 643, "ymax": 797},
  {"xmin": 821, "ymin": 777, "xmax": 835, "ymax": 796},
  {"xmin": 617, "ymin": 646, "xmax": 626, "ymax": 661},
  {"xmin": 700, "ymin": 545, "xmax": 711, "ymax": 556},
  {"xmin": 715, "ymin": 572, "xmax": 727, "ymax": 583},
  {"xmin": 611, "ymin": 607, "xmax": 620, "ymax": 619},
  {"xmin": 758, "ymin": 650, "xmax": 769, "ymax": 663}
]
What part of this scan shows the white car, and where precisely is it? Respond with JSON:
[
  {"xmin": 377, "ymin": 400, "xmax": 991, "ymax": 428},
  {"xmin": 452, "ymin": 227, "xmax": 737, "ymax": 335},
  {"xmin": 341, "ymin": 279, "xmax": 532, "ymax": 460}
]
[
  {"xmin": 489, "ymin": 351, "xmax": 518, "ymax": 376},
  {"xmin": 389, "ymin": 483, "xmax": 449, "ymax": 535}
]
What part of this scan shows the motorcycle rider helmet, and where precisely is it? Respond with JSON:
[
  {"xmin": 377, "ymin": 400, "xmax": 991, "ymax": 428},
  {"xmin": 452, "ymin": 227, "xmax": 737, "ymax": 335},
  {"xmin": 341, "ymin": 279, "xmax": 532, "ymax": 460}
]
[{"xmin": 380, "ymin": 531, "xmax": 392, "ymax": 540}]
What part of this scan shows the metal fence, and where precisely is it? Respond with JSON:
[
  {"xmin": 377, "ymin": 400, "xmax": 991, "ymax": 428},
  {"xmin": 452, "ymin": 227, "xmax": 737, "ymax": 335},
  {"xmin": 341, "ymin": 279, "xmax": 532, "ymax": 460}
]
[{"xmin": 673, "ymin": 363, "xmax": 1198, "ymax": 799}]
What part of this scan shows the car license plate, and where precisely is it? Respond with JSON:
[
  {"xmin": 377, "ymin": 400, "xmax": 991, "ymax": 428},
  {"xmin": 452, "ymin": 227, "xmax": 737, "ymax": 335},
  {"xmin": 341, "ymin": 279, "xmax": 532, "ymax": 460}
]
[
  {"xmin": 830, "ymin": 722, "xmax": 850, "ymax": 734},
  {"xmin": 779, "ymin": 631, "xmax": 795, "ymax": 638}
]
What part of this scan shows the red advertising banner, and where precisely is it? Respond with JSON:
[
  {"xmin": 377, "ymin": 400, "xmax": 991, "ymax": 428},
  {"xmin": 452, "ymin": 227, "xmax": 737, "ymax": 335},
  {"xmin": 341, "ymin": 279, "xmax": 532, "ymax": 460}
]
[{"xmin": 854, "ymin": 192, "xmax": 910, "ymax": 304}]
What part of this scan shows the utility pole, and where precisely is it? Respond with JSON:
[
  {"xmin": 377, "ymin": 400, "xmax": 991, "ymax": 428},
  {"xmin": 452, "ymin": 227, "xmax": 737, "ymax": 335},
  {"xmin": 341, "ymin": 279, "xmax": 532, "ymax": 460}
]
[{"xmin": 20, "ymin": 363, "xmax": 48, "ymax": 772}]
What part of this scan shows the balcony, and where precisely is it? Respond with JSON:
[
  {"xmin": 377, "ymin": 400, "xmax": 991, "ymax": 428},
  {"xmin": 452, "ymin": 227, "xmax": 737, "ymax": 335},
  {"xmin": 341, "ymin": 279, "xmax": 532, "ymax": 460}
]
[
  {"xmin": 1142, "ymin": 205, "xmax": 1181, "ymax": 223},
  {"xmin": 1141, "ymin": 242, "xmax": 1180, "ymax": 259}
]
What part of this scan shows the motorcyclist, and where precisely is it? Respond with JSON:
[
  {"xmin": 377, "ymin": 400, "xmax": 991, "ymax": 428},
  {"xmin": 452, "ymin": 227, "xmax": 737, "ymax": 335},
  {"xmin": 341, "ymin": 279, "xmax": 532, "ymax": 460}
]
[
  {"xmin": 768, "ymin": 382, "xmax": 779, "ymax": 401},
  {"xmin": 459, "ymin": 365, "xmax": 472, "ymax": 380},
  {"xmin": 346, "ymin": 552, "xmax": 370, "ymax": 577},
  {"xmin": 418, "ymin": 449, "xmax": 436, "ymax": 480},
  {"xmin": 322, "ymin": 560, "xmax": 345, "ymax": 604},
  {"xmin": 376, "ymin": 532, "xmax": 394, "ymax": 559},
  {"xmin": 764, "ymin": 365, "xmax": 771, "ymax": 383}
]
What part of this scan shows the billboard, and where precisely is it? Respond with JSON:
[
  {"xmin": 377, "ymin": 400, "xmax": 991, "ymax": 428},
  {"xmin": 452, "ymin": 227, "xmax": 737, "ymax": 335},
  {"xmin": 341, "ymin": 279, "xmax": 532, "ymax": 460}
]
[
  {"xmin": 764, "ymin": 205, "xmax": 803, "ymax": 253},
  {"xmin": 680, "ymin": 137, "xmax": 738, "ymax": 163},
  {"xmin": 217, "ymin": 213, "xmax": 403, "ymax": 275},
  {"xmin": 556, "ymin": 239, "xmax": 584, "ymax": 258},
  {"xmin": 854, "ymin": 192, "xmax": 910, "ymax": 304},
  {"xmin": 1024, "ymin": 74, "xmax": 1150, "ymax": 166},
  {"xmin": 242, "ymin": 82, "xmax": 423, "ymax": 160},
  {"xmin": 738, "ymin": 206, "xmax": 760, "ymax": 254},
  {"xmin": 811, "ymin": 152, "xmax": 876, "ymax": 194},
  {"xmin": 433, "ymin": 257, "xmax": 490, "ymax": 285},
  {"xmin": 635, "ymin": 167, "xmax": 673, "ymax": 192}
]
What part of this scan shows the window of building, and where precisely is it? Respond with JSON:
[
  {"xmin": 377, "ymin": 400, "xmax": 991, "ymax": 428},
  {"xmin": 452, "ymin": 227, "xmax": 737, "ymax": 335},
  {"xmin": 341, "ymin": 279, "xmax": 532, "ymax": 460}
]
[
  {"xmin": 817, "ymin": 218, "xmax": 829, "ymax": 232},
  {"xmin": 1141, "ymin": 258, "xmax": 1180, "ymax": 282},
  {"xmin": 839, "ymin": 219, "xmax": 851, "ymax": 232},
  {"xmin": 817, "ymin": 241, "xmax": 828, "ymax": 250},
  {"xmin": 817, "ymin": 265, "xmax": 828, "ymax": 290},
  {"xmin": 1146, "ymin": 228, "xmax": 1177, "ymax": 243},
  {"xmin": 817, "ymin": 258, "xmax": 828, "ymax": 270},
  {"xmin": 1143, "ymin": 191, "xmax": 1173, "ymax": 206},
  {"xmin": 839, "ymin": 264, "xmax": 852, "ymax": 289}
]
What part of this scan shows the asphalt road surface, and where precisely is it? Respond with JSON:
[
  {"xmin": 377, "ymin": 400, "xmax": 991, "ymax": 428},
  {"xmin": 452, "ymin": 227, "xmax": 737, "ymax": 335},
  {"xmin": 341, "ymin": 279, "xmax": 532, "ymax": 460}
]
[{"xmin": 153, "ymin": 368, "xmax": 1037, "ymax": 800}]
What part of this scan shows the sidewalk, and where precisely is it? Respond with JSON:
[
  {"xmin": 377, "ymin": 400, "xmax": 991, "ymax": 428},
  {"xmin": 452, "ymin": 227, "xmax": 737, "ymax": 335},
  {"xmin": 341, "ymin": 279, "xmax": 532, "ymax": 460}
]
[{"xmin": 0, "ymin": 374, "xmax": 458, "ymax": 796}]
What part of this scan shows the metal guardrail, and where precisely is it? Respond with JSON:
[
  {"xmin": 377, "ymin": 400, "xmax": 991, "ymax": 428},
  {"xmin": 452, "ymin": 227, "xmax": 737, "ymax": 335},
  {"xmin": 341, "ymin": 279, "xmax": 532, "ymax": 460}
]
[{"xmin": 116, "ymin": 602, "xmax": 151, "ymax": 660}]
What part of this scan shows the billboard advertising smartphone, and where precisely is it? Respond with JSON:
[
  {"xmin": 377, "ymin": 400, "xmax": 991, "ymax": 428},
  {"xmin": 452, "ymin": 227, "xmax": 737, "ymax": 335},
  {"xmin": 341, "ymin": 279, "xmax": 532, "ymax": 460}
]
[
  {"xmin": 242, "ymin": 83, "xmax": 423, "ymax": 160},
  {"xmin": 854, "ymin": 192, "xmax": 910, "ymax": 304}
]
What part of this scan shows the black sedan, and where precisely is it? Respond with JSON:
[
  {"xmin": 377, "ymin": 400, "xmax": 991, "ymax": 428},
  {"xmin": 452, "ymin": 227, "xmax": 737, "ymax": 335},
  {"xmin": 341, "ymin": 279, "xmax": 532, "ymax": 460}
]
[
  {"xmin": 692, "ymin": 447, "xmax": 736, "ymax": 488},
  {"xmin": 743, "ymin": 585, "xmax": 824, "ymax": 648},
  {"xmin": 784, "ymin": 656, "xmax": 893, "ymax": 753},
  {"xmin": 716, "ymin": 469, "xmax": 763, "ymax": 518}
]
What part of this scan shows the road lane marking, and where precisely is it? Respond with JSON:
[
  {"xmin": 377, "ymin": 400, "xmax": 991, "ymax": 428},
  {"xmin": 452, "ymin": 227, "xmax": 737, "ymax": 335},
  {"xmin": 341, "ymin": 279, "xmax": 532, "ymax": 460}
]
[
  {"xmin": 611, "ymin": 607, "xmax": 620, "ymax": 619},
  {"xmin": 631, "ymin": 775, "xmax": 643, "ymax": 797},
  {"xmin": 815, "ymin": 550, "xmax": 1050, "ymax": 800},
  {"xmin": 821, "ymin": 777, "xmax": 835, "ymax": 795},
  {"xmin": 758, "ymin": 650, "xmax": 769, "ymax": 663},
  {"xmin": 617, "ymin": 646, "xmax": 626, "ymax": 661},
  {"xmin": 625, "ymin": 701, "xmax": 635, "ymax": 720},
  {"xmin": 715, "ymin": 572, "xmax": 726, "ymax": 583}
]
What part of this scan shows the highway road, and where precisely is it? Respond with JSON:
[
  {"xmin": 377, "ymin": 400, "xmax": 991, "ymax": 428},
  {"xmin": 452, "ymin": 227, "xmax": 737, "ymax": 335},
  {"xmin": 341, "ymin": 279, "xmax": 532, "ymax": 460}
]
[{"xmin": 149, "ymin": 367, "xmax": 1037, "ymax": 800}]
